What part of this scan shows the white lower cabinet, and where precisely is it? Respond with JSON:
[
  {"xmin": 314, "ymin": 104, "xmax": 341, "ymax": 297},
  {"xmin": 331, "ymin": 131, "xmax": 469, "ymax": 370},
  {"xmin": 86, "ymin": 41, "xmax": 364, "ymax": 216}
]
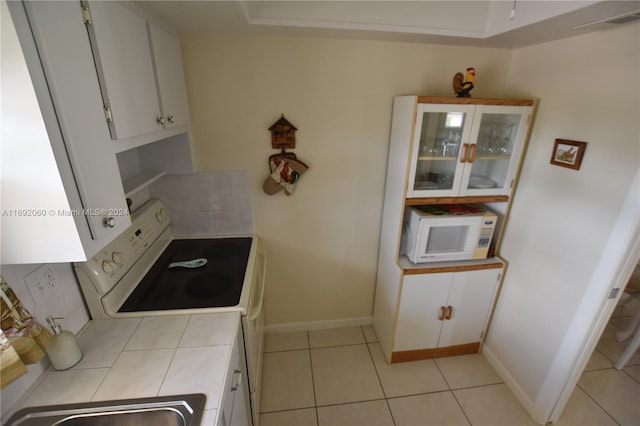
[
  {"xmin": 218, "ymin": 327, "xmax": 251, "ymax": 426},
  {"xmin": 393, "ymin": 268, "xmax": 501, "ymax": 356}
]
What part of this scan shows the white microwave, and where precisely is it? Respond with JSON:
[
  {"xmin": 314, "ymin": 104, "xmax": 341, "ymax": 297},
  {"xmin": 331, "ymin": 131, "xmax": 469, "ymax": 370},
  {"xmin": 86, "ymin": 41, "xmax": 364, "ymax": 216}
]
[{"xmin": 401, "ymin": 205, "xmax": 497, "ymax": 264}]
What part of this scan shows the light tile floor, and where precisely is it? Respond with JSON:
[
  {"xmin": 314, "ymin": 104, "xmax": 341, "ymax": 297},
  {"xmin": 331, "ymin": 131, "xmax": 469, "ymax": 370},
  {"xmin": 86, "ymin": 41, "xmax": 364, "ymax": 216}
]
[{"xmin": 260, "ymin": 299, "xmax": 640, "ymax": 426}]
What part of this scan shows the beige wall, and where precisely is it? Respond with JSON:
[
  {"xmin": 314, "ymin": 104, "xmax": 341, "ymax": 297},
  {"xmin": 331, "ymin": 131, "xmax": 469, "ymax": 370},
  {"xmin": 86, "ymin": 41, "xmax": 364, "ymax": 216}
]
[
  {"xmin": 487, "ymin": 23, "xmax": 639, "ymax": 421},
  {"xmin": 180, "ymin": 34, "xmax": 513, "ymax": 325}
]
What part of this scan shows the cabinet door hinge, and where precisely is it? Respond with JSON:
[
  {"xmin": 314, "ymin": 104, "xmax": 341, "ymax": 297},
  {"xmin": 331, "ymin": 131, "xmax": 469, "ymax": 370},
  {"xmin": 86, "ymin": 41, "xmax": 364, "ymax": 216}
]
[
  {"xmin": 81, "ymin": 5, "xmax": 92, "ymax": 25},
  {"xmin": 103, "ymin": 107, "xmax": 113, "ymax": 123}
]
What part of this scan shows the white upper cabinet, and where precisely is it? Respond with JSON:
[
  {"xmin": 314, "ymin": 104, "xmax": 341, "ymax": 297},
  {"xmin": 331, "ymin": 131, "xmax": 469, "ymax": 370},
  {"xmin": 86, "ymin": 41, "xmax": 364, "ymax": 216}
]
[
  {"xmin": 83, "ymin": 1, "xmax": 190, "ymax": 143},
  {"xmin": 2, "ymin": 1, "xmax": 194, "ymax": 264},
  {"xmin": 2, "ymin": 1, "xmax": 130, "ymax": 264},
  {"xmin": 148, "ymin": 22, "xmax": 190, "ymax": 129},
  {"xmin": 84, "ymin": 1, "xmax": 162, "ymax": 140},
  {"xmin": 407, "ymin": 102, "xmax": 531, "ymax": 198}
]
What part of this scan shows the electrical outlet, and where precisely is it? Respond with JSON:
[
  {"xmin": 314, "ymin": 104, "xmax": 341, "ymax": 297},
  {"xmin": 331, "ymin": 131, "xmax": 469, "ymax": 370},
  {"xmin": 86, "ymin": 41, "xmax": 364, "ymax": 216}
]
[{"xmin": 25, "ymin": 265, "xmax": 56, "ymax": 307}]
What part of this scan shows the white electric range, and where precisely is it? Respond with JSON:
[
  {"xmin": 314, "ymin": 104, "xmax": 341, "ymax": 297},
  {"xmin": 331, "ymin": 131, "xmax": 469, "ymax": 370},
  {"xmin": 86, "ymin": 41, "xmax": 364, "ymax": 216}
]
[{"xmin": 73, "ymin": 199, "xmax": 265, "ymax": 425}]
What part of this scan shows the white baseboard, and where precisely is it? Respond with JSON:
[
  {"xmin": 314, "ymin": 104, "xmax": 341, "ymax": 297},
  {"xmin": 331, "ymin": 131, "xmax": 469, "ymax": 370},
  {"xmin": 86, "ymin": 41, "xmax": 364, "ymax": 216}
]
[
  {"xmin": 482, "ymin": 344, "xmax": 545, "ymax": 424},
  {"xmin": 264, "ymin": 316, "xmax": 373, "ymax": 334}
]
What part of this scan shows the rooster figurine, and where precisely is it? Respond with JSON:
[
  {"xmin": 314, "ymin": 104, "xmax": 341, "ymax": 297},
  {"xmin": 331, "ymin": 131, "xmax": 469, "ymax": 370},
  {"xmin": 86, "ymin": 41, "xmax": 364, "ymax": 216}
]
[{"xmin": 452, "ymin": 67, "xmax": 476, "ymax": 97}]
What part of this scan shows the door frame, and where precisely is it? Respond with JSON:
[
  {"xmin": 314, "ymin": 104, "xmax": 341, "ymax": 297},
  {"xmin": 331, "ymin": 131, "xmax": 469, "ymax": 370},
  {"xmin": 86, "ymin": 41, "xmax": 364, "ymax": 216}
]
[{"xmin": 546, "ymin": 171, "xmax": 640, "ymax": 424}]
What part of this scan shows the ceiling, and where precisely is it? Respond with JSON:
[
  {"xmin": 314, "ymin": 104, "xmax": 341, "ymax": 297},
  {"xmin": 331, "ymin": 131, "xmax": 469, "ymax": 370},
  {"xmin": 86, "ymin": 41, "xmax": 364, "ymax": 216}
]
[{"xmin": 134, "ymin": 1, "xmax": 640, "ymax": 48}]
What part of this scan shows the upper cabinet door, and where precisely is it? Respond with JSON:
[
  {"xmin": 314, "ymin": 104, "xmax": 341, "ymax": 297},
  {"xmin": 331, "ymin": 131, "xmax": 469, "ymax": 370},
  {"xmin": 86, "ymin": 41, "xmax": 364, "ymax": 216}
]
[
  {"xmin": 407, "ymin": 104, "xmax": 476, "ymax": 198},
  {"xmin": 460, "ymin": 105, "xmax": 531, "ymax": 197},
  {"xmin": 407, "ymin": 103, "xmax": 531, "ymax": 198},
  {"xmin": 148, "ymin": 22, "xmax": 190, "ymax": 129},
  {"xmin": 84, "ymin": 1, "xmax": 162, "ymax": 139}
]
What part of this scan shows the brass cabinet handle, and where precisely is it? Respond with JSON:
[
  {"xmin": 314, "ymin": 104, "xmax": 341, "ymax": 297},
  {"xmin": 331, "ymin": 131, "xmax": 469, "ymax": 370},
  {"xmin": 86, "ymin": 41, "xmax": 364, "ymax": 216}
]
[
  {"xmin": 445, "ymin": 305, "xmax": 453, "ymax": 320},
  {"xmin": 469, "ymin": 144, "xmax": 477, "ymax": 163},
  {"xmin": 439, "ymin": 306, "xmax": 446, "ymax": 321},
  {"xmin": 461, "ymin": 143, "xmax": 469, "ymax": 163}
]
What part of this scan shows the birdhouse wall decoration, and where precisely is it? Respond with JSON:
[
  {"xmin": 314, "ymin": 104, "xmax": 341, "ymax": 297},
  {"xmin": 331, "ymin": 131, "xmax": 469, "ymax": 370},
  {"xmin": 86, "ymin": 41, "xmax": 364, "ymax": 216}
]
[
  {"xmin": 263, "ymin": 114, "xmax": 309, "ymax": 196},
  {"xmin": 269, "ymin": 114, "xmax": 297, "ymax": 150}
]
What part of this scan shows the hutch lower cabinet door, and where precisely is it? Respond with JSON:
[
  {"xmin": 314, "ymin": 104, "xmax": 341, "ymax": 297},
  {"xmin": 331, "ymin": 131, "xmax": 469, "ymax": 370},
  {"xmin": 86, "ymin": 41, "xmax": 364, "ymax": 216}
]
[{"xmin": 392, "ymin": 267, "xmax": 501, "ymax": 362}]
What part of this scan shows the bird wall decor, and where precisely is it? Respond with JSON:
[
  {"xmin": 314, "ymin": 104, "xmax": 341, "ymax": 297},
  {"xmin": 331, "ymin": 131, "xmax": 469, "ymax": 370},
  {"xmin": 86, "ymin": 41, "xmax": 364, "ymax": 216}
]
[{"xmin": 452, "ymin": 67, "xmax": 476, "ymax": 98}]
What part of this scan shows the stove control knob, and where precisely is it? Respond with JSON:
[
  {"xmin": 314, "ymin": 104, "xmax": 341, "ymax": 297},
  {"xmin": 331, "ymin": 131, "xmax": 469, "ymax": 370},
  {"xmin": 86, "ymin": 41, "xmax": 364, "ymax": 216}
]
[
  {"xmin": 111, "ymin": 251, "xmax": 124, "ymax": 266},
  {"xmin": 102, "ymin": 260, "xmax": 116, "ymax": 275},
  {"xmin": 155, "ymin": 208, "xmax": 169, "ymax": 224}
]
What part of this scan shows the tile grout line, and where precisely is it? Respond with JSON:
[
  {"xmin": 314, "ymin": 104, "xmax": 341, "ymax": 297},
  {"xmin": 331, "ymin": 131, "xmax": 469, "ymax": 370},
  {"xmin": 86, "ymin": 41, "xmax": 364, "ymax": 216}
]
[
  {"xmin": 362, "ymin": 327, "xmax": 398, "ymax": 426},
  {"xmin": 433, "ymin": 357, "xmax": 473, "ymax": 426},
  {"xmin": 574, "ymin": 382, "xmax": 621, "ymax": 426},
  {"xmin": 305, "ymin": 331, "xmax": 320, "ymax": 426}
]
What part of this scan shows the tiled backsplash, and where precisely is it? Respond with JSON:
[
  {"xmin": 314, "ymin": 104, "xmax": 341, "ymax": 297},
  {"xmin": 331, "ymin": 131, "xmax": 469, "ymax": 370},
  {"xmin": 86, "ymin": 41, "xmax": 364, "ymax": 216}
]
[{"xmin": 149, "ymin": 170, "xmax": 254, "ymax": 236}]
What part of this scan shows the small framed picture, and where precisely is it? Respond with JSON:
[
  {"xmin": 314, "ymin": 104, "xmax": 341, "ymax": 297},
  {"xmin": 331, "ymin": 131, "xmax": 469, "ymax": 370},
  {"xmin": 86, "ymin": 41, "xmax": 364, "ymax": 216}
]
[{"xmin": 550, "ymin": 139, "xmax": 587, "ymax": 170}]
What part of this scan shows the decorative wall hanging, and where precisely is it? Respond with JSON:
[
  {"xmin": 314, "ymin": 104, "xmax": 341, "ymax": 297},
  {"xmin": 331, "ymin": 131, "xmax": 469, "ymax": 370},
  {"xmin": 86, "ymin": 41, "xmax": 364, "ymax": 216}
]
[
  {"xmin": 263, "ymin": 114, "xmax": 309, "ymax": 196},
  {"xmin": 550, "ymin": 139, "xmax": 587, "ymax": 170},
  {"xmin": 269, "ymin": 114, "xmax": 297, "ymax": 150}
]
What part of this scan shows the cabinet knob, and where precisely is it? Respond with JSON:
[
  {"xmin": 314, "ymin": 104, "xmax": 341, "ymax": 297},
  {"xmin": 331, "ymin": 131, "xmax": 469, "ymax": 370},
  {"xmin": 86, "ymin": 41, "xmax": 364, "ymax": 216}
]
[
  {"xmin": 167, "ymin": 114, "xmax": 175, "ymax": 124},
  {"xmin": 157, "ymin": 116, "xmax": 166, "ymax": 125},
  {"xmin": 103, "ymin": 216, "xmax": 116, "ymax": 228}
]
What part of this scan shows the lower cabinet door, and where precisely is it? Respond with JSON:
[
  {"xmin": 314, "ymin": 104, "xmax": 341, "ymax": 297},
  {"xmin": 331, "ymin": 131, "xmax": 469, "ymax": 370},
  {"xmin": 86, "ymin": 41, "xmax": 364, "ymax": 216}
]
[
  {"xmin": 394, "ymin": 273, "xmax": 451, "ymax": 352},
  {"xmin": 438, "ymin": 268, "xmax": 500, "ymax": 347},
  {"xmin": 393, "ymin": 268, "xmax": 501, "ymax": 354}
]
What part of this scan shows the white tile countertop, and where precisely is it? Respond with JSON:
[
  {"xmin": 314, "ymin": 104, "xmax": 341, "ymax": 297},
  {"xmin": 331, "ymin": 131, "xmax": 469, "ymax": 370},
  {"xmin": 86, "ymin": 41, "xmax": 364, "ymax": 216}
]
[{"xmin": 11, "ymin": 312, "xmax": 241, "ymax": 426}]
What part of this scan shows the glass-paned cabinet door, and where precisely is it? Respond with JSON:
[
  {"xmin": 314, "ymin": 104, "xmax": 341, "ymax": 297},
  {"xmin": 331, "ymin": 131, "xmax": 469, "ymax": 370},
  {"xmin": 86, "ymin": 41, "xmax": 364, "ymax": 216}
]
[
  {"xmin": 407, "ymin": 104, "xmax": 476, "ymax": 197},
  {"xmin": 462, "ymin": 105, "xmax": 531, "ymax": 196}
]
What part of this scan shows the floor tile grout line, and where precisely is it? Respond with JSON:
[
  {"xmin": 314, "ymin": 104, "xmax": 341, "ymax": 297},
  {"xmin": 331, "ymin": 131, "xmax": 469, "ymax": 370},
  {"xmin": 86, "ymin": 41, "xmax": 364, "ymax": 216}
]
[
  {"xmin": 433, "ymin": 356, "xmax": 453, "ymax": 391},
  {"xmin": 590, "ymin": 346, "xmax": 640, "ymax": 385},
  {"xmin": 449, "ymin": 388, "xmax": 474, "ymax": 426},
  {"xmin": 574, "ymin": 382, "xmax": 621, "ymax": 426},
  {"xmin": 363, "ymin": 335, "xmax": 398, "ymax": 426},
  {"xmin": 305, "ymin": 331, "xmax": 321, "ymax": 426},
  {"xmin": 259, "ymin": 404, "xmax": 318, "ymax": 415},
  {"xmin": 621, "ymin": 367, "xmax": 640, "ymax": 385}
]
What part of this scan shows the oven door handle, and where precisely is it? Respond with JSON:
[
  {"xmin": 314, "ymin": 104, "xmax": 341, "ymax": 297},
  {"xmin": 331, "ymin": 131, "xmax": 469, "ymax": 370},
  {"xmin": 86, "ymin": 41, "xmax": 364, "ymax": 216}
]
[{"xmin": 247, "ymin": 249, "xmax": 266, "ymax": 321}]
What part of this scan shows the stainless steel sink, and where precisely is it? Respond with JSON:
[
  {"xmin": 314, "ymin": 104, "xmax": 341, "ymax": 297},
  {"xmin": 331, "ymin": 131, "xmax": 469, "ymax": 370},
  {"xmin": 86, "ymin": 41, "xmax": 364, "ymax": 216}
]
[{"xmin": 6, "ymin": 393, "xmax": 206, "ymax": 426}]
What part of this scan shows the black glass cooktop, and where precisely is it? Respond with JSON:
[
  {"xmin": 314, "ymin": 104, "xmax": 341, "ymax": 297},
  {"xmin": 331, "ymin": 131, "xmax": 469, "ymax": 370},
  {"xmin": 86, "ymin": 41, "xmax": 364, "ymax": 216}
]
[{"xmin": 119, "ymin": 237, "xmax": 252, "ymax": 312}]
